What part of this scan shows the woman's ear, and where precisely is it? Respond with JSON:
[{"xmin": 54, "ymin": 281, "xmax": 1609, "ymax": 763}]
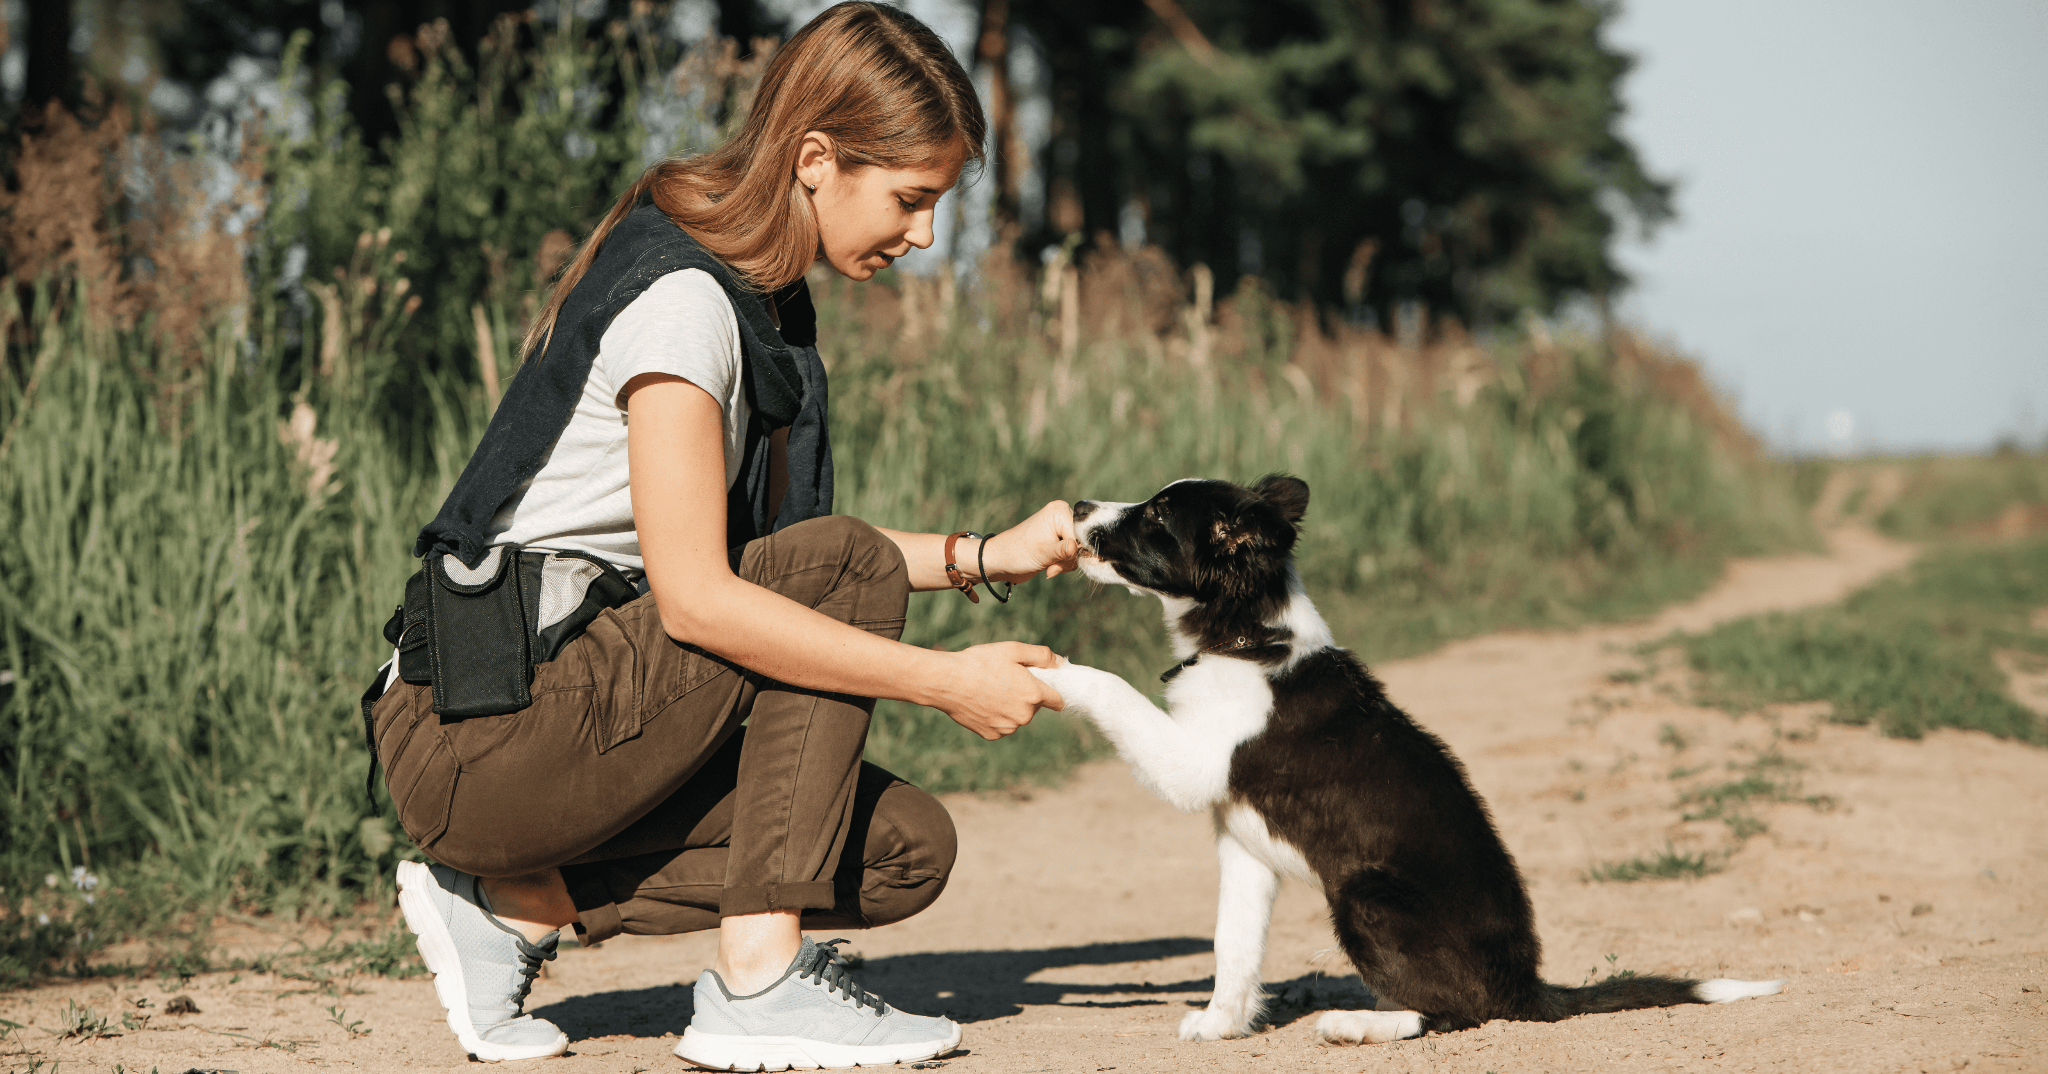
[{"xmin": 795, "ymin": 131, "xmax": 839, "ymax": 192}]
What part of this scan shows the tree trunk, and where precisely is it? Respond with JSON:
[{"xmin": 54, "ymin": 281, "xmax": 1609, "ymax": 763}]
[
  {"xmin": 22, "ymin": 0, "xmax": 73, "ymax": 111},
  {"xmin": 975, "ymin": 0, "xmax": 1024, "ymax": 241}
]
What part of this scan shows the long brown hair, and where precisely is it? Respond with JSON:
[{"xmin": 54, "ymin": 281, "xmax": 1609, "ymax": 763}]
[{"xmin": 521, "ymin": 1, "xmax": 986, "ymax": 360}]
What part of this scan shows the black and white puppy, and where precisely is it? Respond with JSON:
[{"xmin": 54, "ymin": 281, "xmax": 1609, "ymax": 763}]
[{"xmin": 1031, "ymin": 475, "xmax": 1785, "ymax": 1045}]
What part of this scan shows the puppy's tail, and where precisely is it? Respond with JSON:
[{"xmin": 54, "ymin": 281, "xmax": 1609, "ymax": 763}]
[{"xmin": 1540, "ymin": 975, "xmax": 1785, "ymax": 1019}]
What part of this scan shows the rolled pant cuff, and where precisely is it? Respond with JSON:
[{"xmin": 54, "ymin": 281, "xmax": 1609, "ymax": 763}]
[
  {"xmin": 719, "ymin": 880, "xmax": 836, "ymax": 918},
  {"xmin": 561, "ymin": 864, "xmax": 628, "ymax": 945}
]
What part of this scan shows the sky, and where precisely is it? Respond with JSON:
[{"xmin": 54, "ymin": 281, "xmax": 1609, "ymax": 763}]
[{"xmin": 1604, "ymin": 0, "xmax": 2048, "ymax": 455}]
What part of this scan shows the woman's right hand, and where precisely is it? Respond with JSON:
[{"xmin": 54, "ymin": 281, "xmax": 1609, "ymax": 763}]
[{"xmin": 926, "ymin": 642, "xmax": 1066, "ymax": 740}]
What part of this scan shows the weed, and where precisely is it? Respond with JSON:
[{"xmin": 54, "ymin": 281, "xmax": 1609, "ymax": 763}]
[
  {"xmin": 1657, "ymin": 722, "xmax": 1689, "ymax": 752},
  {"xmin": 325, "ymin": 1004, "xmax": 371, "ymax": 1038},
  {"xmin": 1721, "ymin": 814, "xmax": 1769, "ymax": 840},
  {"xmin": 1585, "ymin": 844, "xmax": 1720, "ymax": 883},
  {"xmin": 48, "ymin": 999, "xmax": 119, "ymax": 1040},
  {"xmin": 209, "ymin": 1027, "xmax": 310, "ymax": 1052},
  {"xmin": 1583, "ymin": 952, "xmax": 1640, "ymax": 984},
  {"xmin": 301, "ymin": 928, "xmax": 425, "ymax": 981},
  {"xmin": 1671, "ymin": 746, "xmax": 1832, "ymax": 839}
]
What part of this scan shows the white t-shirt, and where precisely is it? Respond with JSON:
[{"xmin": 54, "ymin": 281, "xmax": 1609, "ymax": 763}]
[{"xmin": 485, "ymin": 268, "xmax": 746, "ymax": 572}]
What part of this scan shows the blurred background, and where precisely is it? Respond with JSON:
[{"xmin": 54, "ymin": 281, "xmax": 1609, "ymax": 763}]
[{"xmin": 0, "ymin": 0, "xmax": 2042, "ymax": 982}]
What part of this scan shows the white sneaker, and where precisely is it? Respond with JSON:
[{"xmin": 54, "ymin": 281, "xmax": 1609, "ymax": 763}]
[
  {"xmin": 396, "ymin": 859, "xmax": 570, "ymax": 1062},
  {"xmin": 676, "ymin": 936, "xmax": 961, "ymax": 1070}
]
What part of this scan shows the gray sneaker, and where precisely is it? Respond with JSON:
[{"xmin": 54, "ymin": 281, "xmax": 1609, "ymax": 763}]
[
  {"xmin": 395, "ymin": 859, "xmax": 570, "ymax": 1062},
  {"xmin": 675, "ymin": 936, "xmax": 961, "ymax": 1070}
]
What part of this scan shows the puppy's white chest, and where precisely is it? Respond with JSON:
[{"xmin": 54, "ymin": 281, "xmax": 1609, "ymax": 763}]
[
  {"xmin": 1218, "ymin": 801, "xmax": 1314, "ymax": 883},
  {"xmin": 1162, "ymin": 659, "xmax": 1275, "ymax": 740}
]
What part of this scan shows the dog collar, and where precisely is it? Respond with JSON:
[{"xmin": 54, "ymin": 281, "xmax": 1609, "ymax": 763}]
[{"xmin": 1160, "ymin": 636, "xmax": 1265, "ymax": 683}]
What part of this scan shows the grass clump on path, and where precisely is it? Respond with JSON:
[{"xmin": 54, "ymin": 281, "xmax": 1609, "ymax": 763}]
[
  {"xmin": 1673, "ymin": 535, "xmax": 2048, "ymax": 743},
  {"xmin": 1584, "ymin": 843, "xmax": 1720, "ymax": 883}
]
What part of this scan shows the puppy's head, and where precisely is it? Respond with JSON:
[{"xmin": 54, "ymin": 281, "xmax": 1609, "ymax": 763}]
[{"xmin": 1072, "ymin": 474, "xmax": 1309, "ymax": 605}]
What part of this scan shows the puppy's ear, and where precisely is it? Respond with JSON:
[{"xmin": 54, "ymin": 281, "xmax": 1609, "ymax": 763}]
[
  {"xmin": 1252, "ymin": 474, "xmax": 1309, "ymax": 525},
  {"xmin": 1211, "ymin": 518, "xmax": 1259, "ymax": 555}
]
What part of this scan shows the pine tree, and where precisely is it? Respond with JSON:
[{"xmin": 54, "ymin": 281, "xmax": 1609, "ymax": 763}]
[{"xmin": 1009, "ymin": 0, "xmax": 1672, "ymax": 327}]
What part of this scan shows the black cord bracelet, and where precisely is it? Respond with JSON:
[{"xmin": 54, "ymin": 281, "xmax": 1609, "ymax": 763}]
[{"xmin": 976, "ymin": 534, "xmax": 1012, "ymax": 604}]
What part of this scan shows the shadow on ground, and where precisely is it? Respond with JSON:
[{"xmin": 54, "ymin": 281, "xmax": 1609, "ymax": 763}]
[{"xmin": 532, "ymin": 937, "xmax": 1378, "ymax": 1041}]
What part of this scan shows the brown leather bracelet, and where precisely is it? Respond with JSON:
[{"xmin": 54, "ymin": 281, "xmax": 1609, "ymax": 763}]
[{"xmin": 944, "ymin": 531, "xmax": 983, "ymax": 603}]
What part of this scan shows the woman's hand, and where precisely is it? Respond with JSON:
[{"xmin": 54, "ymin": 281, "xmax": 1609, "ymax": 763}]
[
  {"xmin": 924, "ymin": 642, "xmax": 1066, "ymax": 740},
  {"xmin": 979, "ymin": 500, "xmax": 1082, "ymax": 584}
]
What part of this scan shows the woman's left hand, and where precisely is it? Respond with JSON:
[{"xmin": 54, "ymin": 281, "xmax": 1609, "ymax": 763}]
[{"xmin": 981, "ymin": 501, "xmax": 1081, "ymax": 583}]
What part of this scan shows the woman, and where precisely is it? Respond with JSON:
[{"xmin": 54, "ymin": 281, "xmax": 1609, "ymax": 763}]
[{"xmin": 367, "ymin": 4, "xmax": 1076, "ymax": 1065}]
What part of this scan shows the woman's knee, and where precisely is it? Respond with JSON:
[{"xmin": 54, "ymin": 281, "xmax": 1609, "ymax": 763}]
[
  {"xmin": 762, "ymin": 515, "xmax": 908, "ymax": 630},
  {"xmin": 796, "ymin": 515, "xmax": 906, "ymax": 584},
  {"xmin": 858, "ymin": 778, "xmax": 957, "ymax": 927}
]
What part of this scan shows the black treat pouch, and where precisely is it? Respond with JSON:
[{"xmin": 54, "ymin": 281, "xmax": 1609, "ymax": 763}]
[
  {"xmin": 425, "ymin": 546, "xmax": 533, "ymax": 717},
  {"xmin": 391, "ymin": 568, "xmax": 432, "ymax": 685}
]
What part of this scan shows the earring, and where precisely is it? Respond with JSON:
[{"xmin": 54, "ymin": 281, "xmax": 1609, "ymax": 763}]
[{"xmin": 804, "ymin": 181, "xmax": 816, "ymax": 194}]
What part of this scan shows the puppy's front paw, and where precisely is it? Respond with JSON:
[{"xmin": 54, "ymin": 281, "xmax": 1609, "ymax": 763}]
[
  {"xmin": 1314, "ymin": 1009, "xmax": 1425, "ymax": 1045},
  {"xmin": 1178, "ymin": 1007, "xmax": 1255, "ymax": 1041},
  {"xmin": 1029, "ymin": 660, "xmax": 1111, "ymax": 712}
]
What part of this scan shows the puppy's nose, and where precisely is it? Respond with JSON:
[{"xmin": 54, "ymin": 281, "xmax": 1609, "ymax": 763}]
[{"xmin": 1072, "ymin": 500, "xmax": 1098, "ymax": 522}]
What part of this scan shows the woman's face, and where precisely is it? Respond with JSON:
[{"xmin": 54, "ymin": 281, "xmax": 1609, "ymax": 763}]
[{"xmin": 801, "ymin": 134, "xmax": 962, "ymax": 281}]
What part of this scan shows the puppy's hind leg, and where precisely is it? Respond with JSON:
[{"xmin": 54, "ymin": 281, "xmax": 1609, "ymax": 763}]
[
  {"xmin": 1314, "ymin": 1009, "xmax": 1426, "ymax": 1045},
  {"xmin": 1180, "ymin": 832, "xmax": 1279, "ymax": 1041}
]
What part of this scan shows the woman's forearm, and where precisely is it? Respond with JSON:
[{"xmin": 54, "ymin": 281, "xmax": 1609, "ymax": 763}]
[
  {"xmin": 875, "ymin": 527, "xmax": 983, "ymax": 592},
  {"xmin": 663, "ymin": 572, "xmax": 949, "ymax": 705},
  {"xmin": 622, "ymin": 375, "xmax": 1063, "ymax": 737},
  {"xmin": 876, "ymin": 504, "xmax": 1080, "ymax": 592}
]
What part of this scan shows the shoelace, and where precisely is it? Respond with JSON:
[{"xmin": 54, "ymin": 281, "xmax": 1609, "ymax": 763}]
[
  {"xmin": 507, "ymin": 934, "xmax": 558, "ymax": 1009},
  {"xmin": 798, "ymin": 938, "xmax": 885, "ymax": 1015}
]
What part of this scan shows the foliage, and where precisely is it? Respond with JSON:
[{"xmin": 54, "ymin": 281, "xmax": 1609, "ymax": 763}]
[
  {"xmin": 1673, "ymin": 536, "xmax": 2048, "ymax": 743},
  {"xmin": 1015, "ymin": 0, "xmax": 1670, "ymax": 324},
  {"xmin": 264, "ymin": 16, "xmax": 769, "ymax": 397}
]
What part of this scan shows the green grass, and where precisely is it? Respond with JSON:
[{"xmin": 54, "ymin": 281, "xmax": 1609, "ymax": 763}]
[
  {"xmin": 1672, "ymin": 536, "xmax": 2048, "ymax": 743},
  {"xmin": 1671, "ymin": 746, "xmax": 1834, "ymax": 841},
  {"xmin": 1874, "ymin": 449, "xmax": 2048, "ymax": 539},
  {"xmin": 1584, "ymin": 843, "xmax": 1720, "ymax": 883}
]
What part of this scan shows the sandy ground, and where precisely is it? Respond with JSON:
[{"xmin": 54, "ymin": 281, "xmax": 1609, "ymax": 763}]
[{"xmin": 7, "ymin": 522, "xmax": 2046, "ymax": 1074}]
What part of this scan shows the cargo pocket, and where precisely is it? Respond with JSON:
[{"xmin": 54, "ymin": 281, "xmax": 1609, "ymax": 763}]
[
  {"xmin": 390, "ymin": 733, "xmax": 459, "ymax": 850},
  {"xmin": 579, "ymin": 606, "xmax": 645, "ymax": 754}
]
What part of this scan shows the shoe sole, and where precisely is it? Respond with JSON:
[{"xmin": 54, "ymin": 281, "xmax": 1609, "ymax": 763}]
[
  {"xmin": 396, "ymin": 860, "xmax": 570, "ymax": 1063},
  {"xmin": 673, "ymin": 1023, "xmax": 963, "ymax": 1071}
]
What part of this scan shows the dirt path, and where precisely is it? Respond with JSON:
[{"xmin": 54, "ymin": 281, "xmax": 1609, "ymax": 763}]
[{"xmin": 8, "ymin": 524, "xmax": 2045, "ymax": 1074}]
